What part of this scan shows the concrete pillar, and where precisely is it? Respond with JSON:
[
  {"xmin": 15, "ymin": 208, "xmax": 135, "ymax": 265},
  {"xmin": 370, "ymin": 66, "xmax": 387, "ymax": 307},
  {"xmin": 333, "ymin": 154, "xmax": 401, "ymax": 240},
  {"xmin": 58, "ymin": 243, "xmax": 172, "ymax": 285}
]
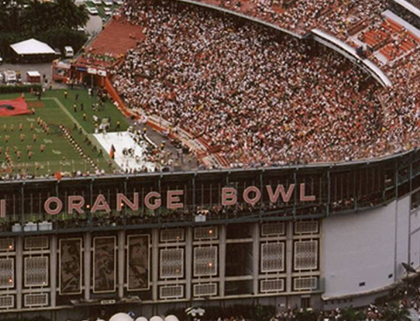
[
  {"xmin": 84, "ymin": 233, "xmax": 91, "ymax": 301},
  {"xmin": 319, "ymin": 220, "xmax": 325, "ymax": 292},
  {"xmin": 16, "ymin": 236, "xmax": 23, "ymax": 309},
  {"xmin": 50, "ymin": 235, "xmax": 57, "ymax": 307},
  {"xmin": 118, "ymin": 231, "xmax": 125, "ymax": 298},
  {"xmin": 286, "ymin": 222, "xmax": 293, "ymax": 296},
  {"xmin": 152, "ymin": 229, "xmax": 159, "ymax": 301},
  {"xmin": 185, "ymin": 227, "xmax": 193, "ymax": 300},
  {"xmin": 219, "ymin": 225, "xmax": 226, "ymax": 297},
  {"xmin": 252, "ymin": 223, "xmax": 260, "ymax": 295}
]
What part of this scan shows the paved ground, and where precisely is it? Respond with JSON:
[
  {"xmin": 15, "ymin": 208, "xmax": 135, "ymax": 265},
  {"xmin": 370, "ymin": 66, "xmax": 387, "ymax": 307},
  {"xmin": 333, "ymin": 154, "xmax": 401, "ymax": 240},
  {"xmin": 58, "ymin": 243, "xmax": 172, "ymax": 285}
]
[
  {"xmin": 0, "ymin": 62, "xmax": 70, "ymax": 89},
  {"xmin": 0, "ymin": 62, "xmax": 53, "ymax": 84}
]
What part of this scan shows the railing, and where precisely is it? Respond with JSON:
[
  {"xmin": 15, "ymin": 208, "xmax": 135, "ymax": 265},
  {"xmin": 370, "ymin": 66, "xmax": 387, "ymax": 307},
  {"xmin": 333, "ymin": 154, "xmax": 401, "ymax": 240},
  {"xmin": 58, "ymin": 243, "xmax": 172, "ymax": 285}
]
[{"xmin": 0, "ymin": 147, "xmax": 418, "ymax": 234}]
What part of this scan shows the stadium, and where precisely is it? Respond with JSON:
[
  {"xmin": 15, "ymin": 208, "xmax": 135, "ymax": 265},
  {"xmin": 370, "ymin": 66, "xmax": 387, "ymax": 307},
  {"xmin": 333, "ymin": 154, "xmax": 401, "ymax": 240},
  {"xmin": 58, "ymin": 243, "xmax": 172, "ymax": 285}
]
[{"xmin": 2, "ymin": 0, "xmax": 420, "ymax": 320}]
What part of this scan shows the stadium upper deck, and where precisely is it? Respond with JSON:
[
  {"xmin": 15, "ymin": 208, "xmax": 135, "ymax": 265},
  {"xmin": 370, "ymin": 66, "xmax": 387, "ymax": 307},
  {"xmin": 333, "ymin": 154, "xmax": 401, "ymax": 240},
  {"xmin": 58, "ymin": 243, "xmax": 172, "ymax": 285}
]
[
  {"xmin": 44, "ymin": 0, "xmax": 420, "ymax": 170},
  {"xmin": 101, "ymin": 0, "xmax": 420, "ymax": 168},
  {"xmin": 177, "ymin": 0, "xmax": 419, "ymax": 83}
]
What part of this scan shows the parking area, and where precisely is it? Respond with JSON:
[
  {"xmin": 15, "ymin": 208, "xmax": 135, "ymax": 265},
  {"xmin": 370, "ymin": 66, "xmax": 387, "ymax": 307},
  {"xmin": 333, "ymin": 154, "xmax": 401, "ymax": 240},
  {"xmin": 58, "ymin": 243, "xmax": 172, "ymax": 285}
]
[
  {"xmin": 0, "ymin": 63, "xmax": 68, "ymax": 89},
  {"xmin": 0, "ymin": 63, "xmax": 51, "ymax": 82}
]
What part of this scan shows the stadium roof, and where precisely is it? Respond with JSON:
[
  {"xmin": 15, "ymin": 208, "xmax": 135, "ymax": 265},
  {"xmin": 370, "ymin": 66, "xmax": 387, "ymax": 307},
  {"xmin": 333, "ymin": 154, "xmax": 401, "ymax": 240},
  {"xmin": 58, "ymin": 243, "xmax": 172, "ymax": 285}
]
[{"xmin": 10, "ymin": 38, "xmax": 55, "ymax": 55}]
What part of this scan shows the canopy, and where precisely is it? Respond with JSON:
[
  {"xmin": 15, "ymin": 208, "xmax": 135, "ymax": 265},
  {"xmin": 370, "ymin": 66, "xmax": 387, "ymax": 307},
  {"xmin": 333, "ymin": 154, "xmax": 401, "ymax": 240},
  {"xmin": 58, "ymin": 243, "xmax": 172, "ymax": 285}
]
[
  {"xmin": 27, "ymin": 71, "xmax": 41, "ymax": 77},
  {"xmin": 11, "ymin": 38, "xmax": 55, "ymax": 56}
]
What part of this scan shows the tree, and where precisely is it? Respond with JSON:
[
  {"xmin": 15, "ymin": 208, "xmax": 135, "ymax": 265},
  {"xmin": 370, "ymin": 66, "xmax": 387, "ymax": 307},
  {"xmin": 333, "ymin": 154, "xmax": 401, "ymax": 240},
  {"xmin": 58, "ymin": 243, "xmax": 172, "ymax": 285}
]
[
  {"xmin": 338, "ymin": 307, "xmax": 365, "ymax": 321},
  {"xmin": 53, "ymin": 0, "xmax": 89, "ymax": 30},
  {"xmin": 295, "ymin": 309, "xmax": 317, "ymax": 321},
  {"xmin": 382, "ymin": 304, "xmax": 410, "ymax": 321},
  {"xmin": 22, "ymin": 0, "xmax": 55, "ymax": 34},
  {"xmin": 0, "ymin": 0, "xmax": 29, "ymax": 33}
]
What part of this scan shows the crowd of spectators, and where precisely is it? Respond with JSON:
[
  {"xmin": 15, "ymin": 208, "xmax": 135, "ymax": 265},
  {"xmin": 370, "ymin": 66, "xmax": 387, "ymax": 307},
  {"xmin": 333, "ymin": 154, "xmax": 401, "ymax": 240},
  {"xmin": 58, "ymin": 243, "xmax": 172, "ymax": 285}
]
[{"xmin": 111, "ymin": 0, "xmax": 420, "ymax": 168}]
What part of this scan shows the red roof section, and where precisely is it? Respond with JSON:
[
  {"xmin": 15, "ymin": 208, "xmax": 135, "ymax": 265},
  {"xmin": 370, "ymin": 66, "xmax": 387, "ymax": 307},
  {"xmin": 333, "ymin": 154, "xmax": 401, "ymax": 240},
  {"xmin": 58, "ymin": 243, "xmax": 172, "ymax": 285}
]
[{"xmin": 76, "ymin": 16, "xmax": 145, "ymax": 69}]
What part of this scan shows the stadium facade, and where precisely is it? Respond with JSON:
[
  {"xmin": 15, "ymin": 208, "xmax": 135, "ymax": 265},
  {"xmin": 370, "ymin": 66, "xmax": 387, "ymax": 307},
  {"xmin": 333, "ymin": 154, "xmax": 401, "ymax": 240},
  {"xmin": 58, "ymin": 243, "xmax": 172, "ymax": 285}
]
[
  {"xmin": 1, "ymin": 148, "xmax": 420, "ymax": 319},
  {"xmin": 3, "ymin": 0, "xmax": 420, "ymax": 319}
]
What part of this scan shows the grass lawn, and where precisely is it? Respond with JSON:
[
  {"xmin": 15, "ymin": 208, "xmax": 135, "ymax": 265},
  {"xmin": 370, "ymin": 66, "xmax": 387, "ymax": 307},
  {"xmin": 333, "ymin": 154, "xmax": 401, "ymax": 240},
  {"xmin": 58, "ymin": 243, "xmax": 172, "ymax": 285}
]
[{"xmin": 0, "ymin": 89, "xmax": 131, "ymax": 177}]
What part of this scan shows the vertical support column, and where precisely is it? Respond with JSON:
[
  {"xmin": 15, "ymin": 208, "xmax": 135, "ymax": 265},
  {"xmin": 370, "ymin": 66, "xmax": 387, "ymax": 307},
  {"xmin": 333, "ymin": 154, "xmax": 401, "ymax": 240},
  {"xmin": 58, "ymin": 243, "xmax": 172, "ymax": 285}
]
[
  {"xmin": 318, "ymin": 220, "xmax": 325, "ymax": 293},
  {"xmin": 152, "ymin": 228, "xmax": 159, "ymax": 301},
  {"xmin": 16, "ymin": 236, "xmax": 23, "ymax": 310},
  {"xmin": 50, "ymin": 235, "xmax": 57, "ymax": 308},
  {"xmin": 219, "ymin": 225, "xmax": 226, "ymax": 298},
  {"xmin": 286, "ymin": 222, "xmax": 293, "ymax": 297},
  {"xmin": 252, "ymin": 223, "xmax": 259, "ymax": 295},
  {"xmin": 118, "ymin": 230, "xmax": 125, "ymax": 298},
  {"xmin": 185, "ymin": 227, "xmax": 193, "ymax": 300},
  {"xmin": 84, "ymin": 232, "xmax": 91, "ymax": 301}
]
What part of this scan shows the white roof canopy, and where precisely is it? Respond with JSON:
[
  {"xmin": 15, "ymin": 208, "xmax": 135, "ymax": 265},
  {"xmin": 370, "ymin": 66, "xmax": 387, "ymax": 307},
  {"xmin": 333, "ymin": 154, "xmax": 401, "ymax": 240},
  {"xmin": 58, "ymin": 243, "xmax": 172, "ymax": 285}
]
[
  {"xmin": 11, "ymin": 38, "xmax": 55, "ymax": 55},
  {"xmin": 27, "ymin": 71, "xmax": 41, "ymax": 77}
]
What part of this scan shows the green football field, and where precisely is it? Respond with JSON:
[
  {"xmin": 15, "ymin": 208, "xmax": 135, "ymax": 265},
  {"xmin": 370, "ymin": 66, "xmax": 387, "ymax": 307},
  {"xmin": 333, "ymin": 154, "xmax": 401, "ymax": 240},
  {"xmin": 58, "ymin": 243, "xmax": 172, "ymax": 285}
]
[{"xmin": 0, "ymin": 89, "xmax": 130, "ymax": 177}]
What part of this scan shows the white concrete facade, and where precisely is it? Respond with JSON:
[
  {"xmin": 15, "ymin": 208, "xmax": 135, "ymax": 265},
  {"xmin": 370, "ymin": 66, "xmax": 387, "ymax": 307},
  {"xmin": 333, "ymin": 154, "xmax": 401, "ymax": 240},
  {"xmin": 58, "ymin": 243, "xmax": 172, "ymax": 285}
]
[{"xmin": 323, "ymin": 195, "xmax": 415, "ymax": 300}]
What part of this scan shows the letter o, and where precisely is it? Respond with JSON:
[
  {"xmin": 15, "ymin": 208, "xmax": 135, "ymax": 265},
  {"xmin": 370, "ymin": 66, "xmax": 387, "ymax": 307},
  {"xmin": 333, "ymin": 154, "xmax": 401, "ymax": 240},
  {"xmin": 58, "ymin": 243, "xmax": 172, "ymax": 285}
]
[
  {"xmin": 243, "ymin": 186, "xmax": 261, "ymax": 206},
  {"xmin": 44, "ymin": 197, "xmax": 63, "ymax": 215}
]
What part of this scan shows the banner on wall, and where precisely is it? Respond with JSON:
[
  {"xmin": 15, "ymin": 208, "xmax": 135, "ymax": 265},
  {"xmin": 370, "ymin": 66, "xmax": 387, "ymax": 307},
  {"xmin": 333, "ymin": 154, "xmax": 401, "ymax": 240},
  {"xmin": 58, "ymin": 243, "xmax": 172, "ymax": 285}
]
[
  {"xmin": 59, "ymin": 238, "xmax": 82, "ymax": 295},
  {"xmin": 127, "ymin": 235, "xmax": 150, "ymax": 291},
  {"xmin": 93, "ymin": 236, "xmax": 116, "ymax": 293}
]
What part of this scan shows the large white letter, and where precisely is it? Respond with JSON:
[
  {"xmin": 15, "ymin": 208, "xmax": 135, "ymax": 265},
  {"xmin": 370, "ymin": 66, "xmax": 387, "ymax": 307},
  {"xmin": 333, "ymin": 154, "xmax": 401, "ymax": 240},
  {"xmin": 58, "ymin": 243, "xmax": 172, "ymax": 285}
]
[
  {"xmin": 117, "ymin": 193, "xmax": 139, "ymax": 212},
  {"xmin": 68, "ymin": 195, "xmax": 85, "ymax": 214},
  {"xmin": 145, "ymin": 192, "xmax": 161, "ymax": 210},
  {"xmin": 44, "ymin": 197, "xmax": 63, "ymax": 215},
  {"xmin": 167, "ymin": 190, "xmax": 184, "ymax": 210},
  {"xmin": 243, "ymin": 186, "xmax": 261, "ymax": 206},
  {"xmin": 266, "ymin": 184, "xmax": 295, "ymax": 203},
  {"xmin": 300, "ymin": 184, "xmax": 316, "ymax": 201},
  {"xmin": 222, "ymin": 187, "xmax": 237, "ymax": 206},
  {"xmin": 91, "ymin": 194, "xmax": 111, "ymax": 213}
]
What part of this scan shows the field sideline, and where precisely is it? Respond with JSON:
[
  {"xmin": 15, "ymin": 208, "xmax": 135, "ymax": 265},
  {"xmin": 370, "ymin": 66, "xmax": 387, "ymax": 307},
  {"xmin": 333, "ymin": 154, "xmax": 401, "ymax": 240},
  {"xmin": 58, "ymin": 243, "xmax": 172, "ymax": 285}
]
[{"xmin": 0, "ymin": 88, "xmax": 131, "ymax": 177}]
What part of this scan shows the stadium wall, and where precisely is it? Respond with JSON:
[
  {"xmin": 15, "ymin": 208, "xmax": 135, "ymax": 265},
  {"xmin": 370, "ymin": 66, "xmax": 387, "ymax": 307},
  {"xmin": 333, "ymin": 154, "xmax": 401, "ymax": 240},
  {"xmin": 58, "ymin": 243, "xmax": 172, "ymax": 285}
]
[{"xmin": 323, "ymin": 196, "xmax": 409, "ymax": 300}]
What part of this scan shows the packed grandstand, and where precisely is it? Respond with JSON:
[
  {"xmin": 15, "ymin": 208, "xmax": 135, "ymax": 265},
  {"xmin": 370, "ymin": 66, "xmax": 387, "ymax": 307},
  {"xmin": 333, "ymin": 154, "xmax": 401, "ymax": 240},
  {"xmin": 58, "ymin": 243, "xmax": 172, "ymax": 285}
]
[{"xmin": 106, "ymin": 0, "xmax": 420, "ymax": 168}]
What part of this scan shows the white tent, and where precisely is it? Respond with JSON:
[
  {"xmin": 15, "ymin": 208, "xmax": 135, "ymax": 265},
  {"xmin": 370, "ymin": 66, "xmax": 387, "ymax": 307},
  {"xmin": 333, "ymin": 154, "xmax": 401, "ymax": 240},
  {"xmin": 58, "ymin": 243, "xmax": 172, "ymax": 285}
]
[
  {"xmin": 10, "ymin": 38, "xmax": 55, "ymax": 56},
  {"xmin": 109, "ymin": 313, "xmax": 134, "ymax": 321}
]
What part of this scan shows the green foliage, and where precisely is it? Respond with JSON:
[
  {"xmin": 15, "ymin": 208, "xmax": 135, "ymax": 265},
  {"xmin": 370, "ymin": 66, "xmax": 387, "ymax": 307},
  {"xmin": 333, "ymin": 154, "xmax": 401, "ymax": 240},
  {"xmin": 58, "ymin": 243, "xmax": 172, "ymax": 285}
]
[
  {"xmin": 0, "ymin": 32, "xmax": 26, "ymax": 62},
  {"xmin": 382, "ymin": 304, "xmax": 410, "ymax": 321},
  {"xmin": 295, "ymin": 309, "xmax": 318, "ymax": 321},
  {"xmin": 0, "ymin": 0, "xmax": 89, "ymax": 60},
  {"xmin": 338, "ymin": 307, "xmax": 366, "ymax": 321},
  {"xmin": 0, "ymin": 84, "xmax": 42, "ymax": 94},
  {"xmin": 38, "ymin": 28, "xmax": 88, "ymax": 54},
  {"xmin": 53, "ymin": 0, "xmax": 89, "ymax": 30}
]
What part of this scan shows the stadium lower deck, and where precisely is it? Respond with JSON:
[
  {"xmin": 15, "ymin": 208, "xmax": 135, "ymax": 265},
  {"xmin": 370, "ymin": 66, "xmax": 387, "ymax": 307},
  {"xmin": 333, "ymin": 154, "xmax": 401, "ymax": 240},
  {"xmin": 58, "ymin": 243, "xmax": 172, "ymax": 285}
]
[{"xmin": 0, "ymin": 222, "xmax": 322, "ymax": 320}]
